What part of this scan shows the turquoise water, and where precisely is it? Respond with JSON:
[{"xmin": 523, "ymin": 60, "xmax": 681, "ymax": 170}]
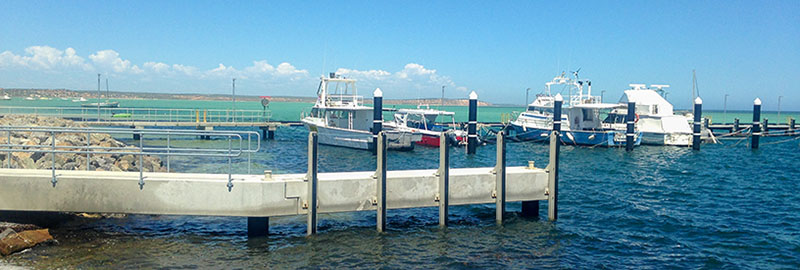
[
  {"xmin": 2, "ymin": 125, "xmax": 799, "ymax": 269},
  {"xmin": 2, "ymin": 97, "xmax": 799, "ymax": 124}
]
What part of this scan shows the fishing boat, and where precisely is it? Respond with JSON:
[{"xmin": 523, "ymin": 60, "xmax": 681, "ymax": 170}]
[
  {"xmin": 618, "ymin": 84, "xmax": 692, "ymax": 146},
  {"xmin": 82, "ymin": 75, "xmax": 119, "ymax": 108},
  {"xmin": 385, "ymin": 105, "xmax": 466, "ymax": 147},
  {"xmin": 508, "ymin": 72, "xmax": 641, "ymax": 147},
  {"xmin": 24, "ymin": 96, "xmax": 35, "ymax": 101},
  {"xmin": 301, "ymin": 74, "xmax": 421, "ymax": 151}
]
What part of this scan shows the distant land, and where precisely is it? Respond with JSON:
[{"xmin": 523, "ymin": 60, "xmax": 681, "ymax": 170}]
[{"xmin": 0, "ymin": 88, "xmax": 494, "ymax": 106}]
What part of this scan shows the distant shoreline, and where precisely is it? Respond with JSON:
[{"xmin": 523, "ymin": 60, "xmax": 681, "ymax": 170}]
[{"xmin": 0, "ymin": 88, "xmax": 494, "ymax": 106}]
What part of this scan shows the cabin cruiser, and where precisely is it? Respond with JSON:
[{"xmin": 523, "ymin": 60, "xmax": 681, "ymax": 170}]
[
  {"xmin": 385, "ymin": 105, "xmax": 466, "ymax": 147},
  {"xmin": 509, "ymin": 72, "xmax": 641, "ymax": 147},
  {"xmin": 301, "ymin": 74, "xmax": 421, "ymax": 151},
  {"xmin": 618, "ymin": 84, "xmax": 692, "ymax": 146}
]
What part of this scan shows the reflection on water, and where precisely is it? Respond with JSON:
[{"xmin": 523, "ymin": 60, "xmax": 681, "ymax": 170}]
[{"xmin": 3, "ymin": 126, "xmax": 800, "ymax": 268}]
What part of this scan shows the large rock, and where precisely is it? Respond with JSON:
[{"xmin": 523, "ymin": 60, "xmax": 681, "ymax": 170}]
[{"xmin": 0, "ymin": 229, "xmax": 53, "ymax": 257}]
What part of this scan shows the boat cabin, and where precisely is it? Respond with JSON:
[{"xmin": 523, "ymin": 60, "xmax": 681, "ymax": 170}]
[
  {"xmin": 393, "ymin": 106, "xmax": 456, "ymax": 132},
  {"xmin": 567, "ymin": 103, "xmax": 627, "ymax": 131}
]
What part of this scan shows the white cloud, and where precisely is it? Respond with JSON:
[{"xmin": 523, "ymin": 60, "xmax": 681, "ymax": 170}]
[
  {"xmin": 334, "ymin": 63, "xmax": 464, "ymax": 97},
  {"xmin": 89, "ymin": 49, "xmax": 142, "ymax": 73},
  {"xmin": 0, "ymin": 46, "xmax": 90, "ymax": 70}
]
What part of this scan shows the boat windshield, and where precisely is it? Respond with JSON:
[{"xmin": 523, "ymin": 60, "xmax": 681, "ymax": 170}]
[
  {"xmin": 602, "ymin": 113, "xmax": 627, "ymax": 124},
  {"xmin": 527, "ymin": 106, "xmax": 554, "ymax": 115}
]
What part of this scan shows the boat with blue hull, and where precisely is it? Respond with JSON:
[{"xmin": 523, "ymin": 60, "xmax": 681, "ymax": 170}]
[{"xmin": 508, "ymin": 73, "xmax": 641, "ymax": 147}]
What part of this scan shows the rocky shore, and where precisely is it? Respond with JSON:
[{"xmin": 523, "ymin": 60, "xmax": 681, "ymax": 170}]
[
  {"xmin": 0, "ymin": 115, "xmax": 166, "ymax": 172},
  {"xmin": 0, "ymin": 115, "xmax": 166, "ymax": 257}
]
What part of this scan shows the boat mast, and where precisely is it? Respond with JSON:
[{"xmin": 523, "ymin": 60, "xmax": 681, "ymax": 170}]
[
  {"xmin": 97, "ymin": 73, "xmax": 101, "ymax": 120},
  {"xmin": 105, "ymin": 78, "xmax": 109, "ymax": 102},
  {"xmin": 440, "ymin": 85, "xmax": 445, "ymax": 109}
]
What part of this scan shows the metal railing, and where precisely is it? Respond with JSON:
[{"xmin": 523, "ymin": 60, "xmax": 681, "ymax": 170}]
[
  {"xmin": 0, "ymin": 106, "xmax": 272, "ymax": 123},
  {"xmin": 0, "ymin": 126, "xmax": 260, "ymax": 191}
]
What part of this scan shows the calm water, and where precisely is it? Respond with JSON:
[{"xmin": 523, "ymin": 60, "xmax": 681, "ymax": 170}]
[{"xmin": 2, "ymin": 124, "xmax": 799, "ymax": 269}]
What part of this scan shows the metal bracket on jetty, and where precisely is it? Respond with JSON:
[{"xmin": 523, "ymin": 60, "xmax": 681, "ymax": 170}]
[{"xmin": 0, "ymin": 121, "xmax": 562, "ymax": 237}]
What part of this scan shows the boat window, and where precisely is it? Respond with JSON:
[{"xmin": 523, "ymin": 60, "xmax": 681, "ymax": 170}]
[
  {"xmin": 602, "ymin": 113, "xmax": 626, "ymax": 124},
  {"xmin": 653, "ymin": 105, "xmax": 658, "ymax": 114},
  {"xmin": 311, "ymin": 108, "xmax": 320, "ymax": 117},
  {"xmin": 583, "ymin": 109, "xmax": 594, "ymax": 121},
  {"xmin": 528, "ymin": 106, "xmax": 554, "ymax": 114}
]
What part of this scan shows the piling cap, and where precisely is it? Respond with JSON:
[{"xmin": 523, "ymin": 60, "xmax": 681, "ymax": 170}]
[
  {"xmin": 469, "ymin": 91, "xmax": 478, "ymax": 100},
  {"xmin": 373, "ymin": 88, "xmax": 383, "ymax": 97},
  {"xmin": 554, "ymin": 93, "xmax": 563, "ymax": 102},
  {"xmin": 754, "ymin": 98, "xmax": 761, "ymax": 105},
  {"xmin": 694, "ymin": 97, "xmax": 703, "ymax": 105}
]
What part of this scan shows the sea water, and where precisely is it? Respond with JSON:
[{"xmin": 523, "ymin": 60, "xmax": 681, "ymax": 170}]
[{"xmin": 1, "ymin": 99, "xmax": 799, "ymax": 268}]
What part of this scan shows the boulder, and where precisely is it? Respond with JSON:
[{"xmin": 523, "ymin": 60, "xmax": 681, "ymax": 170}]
[{"xmin": 0, "ymin": 229, "xmax": 53, "ymax": 257}]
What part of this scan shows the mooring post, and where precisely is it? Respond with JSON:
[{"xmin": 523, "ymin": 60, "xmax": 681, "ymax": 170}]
[
  {"xmin": 372, "ymin": 88, "xmax": 383, "ymax": 155},
  {"xmin": 438, "ymin": 133, "xmax": 450, "ymax": 227},
  {"xmin": 692, "ymin": 97, "xmax": 703, "ymax": 150},
  {"xmin": 734, "ymin": 118, "xmax": 740, "ymax": 132},
  {"xmin": 268, "ymin": 125, "xmax": 276, "ymax": 140},
  {"xmin": 307, "ymin": 132, "xmax": 318, "ymax": 236},
  {"xmin": 376, "ymin": 132, "xmax": 387, "ymax": 232},
  {"xmin": 132, "ymin": 126, "xmax": 139, "ymax": 140},
  {"xmin": 763, "ymin": 118, "xmax": 769, "ymax": 134},
  {"xmin": 495, "ymin": 131, "xmax": 506, "ymax": 225},
  {"xmin": 261, "ymin": 127, "xmax": 268, "ymax": 140},
  {"xmin": 790, "ymin": 118, "xmax": 796, "ymax": 134},
  {"xmin": 548, "ymin": 94, "xmax": 563, "ymax": 221},
  {"xmin": 467, "ymin": 91, "xmax": 478, "ymax": 155},
  {"xmin": 247, "ymin": 217, "xmax": 269, "ymax": 238},
  {"xmin": 752, "ymin": 98, "xmax": 761, "ymax": 149},
  {"xmin": 625, "ymin": 101, "xmax": 636, "ymax": 151}
]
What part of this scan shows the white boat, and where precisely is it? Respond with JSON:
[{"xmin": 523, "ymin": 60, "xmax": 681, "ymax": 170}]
[
  {"xmin": 618, "ymin": 84, "xmax": 692, "ymax": 146},
  {"xmin": 25, "ymin": 96, "xmax": 35, "ymax": 101},
  {"xmin": 1, "ymin": 94, "xmax": 10, "ymax": 100},
  {"xmin": 509, "ymin": 72, "xmax": 641, "ymax": 147},
  {"xmin": 385, "ymin": 105, "xmax": 467, "ymax": 147},
  {"xmin": 301, "ymin": 74, "xmax": 421, "ymax": 151},
  {"xmin": 83, "ymin": 75, "xmax": 119, "ymax": 108},
  {"xmin": 72, "ymin": 97, "xmax": 88, "ymax": 102}
]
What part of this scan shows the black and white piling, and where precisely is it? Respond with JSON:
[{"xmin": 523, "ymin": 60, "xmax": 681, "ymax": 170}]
[
  {"xmin": 376, "ymin": 132, "xmax": 387, "ymax": 232},
  {"xmin": 467, "ymin": 91, "xmax": 478, "ymax": 155},
  {"xmin": 790, "ymin": 118, "xmax": 796, "ymax": 135},
  {"xmin": 692, "ymin": 97, "xmax": 703, "ymax": 150},
  {"xmin": 752, "ymin": 98, "xmax": 761, "ymax": 149},
  {"xmin": 372, "ymin": 88, "xmax": 383, "ymax": 155},
  {"xmin": 307, "ymin": 132, "xmax": 318, "ymax": 236},
  {"xmin": 625, "ymin": 101, "xmax": 636, "ymax": 151},
  {"xmin": 547, "ymin": 94, "xmax": 563, "ymax": 221},
  {"xmin": 734, "ymin": 118, "xmax": 740, "ymax": 132}
]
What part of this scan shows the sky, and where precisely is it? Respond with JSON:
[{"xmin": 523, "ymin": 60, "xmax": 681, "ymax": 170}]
[{"xmin": 1, "ymin": 0, "xmax": 798, "ymax": 110}]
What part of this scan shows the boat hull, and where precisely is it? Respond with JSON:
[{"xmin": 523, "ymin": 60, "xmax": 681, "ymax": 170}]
[
  {"xmin": 305, "ymin": 124, "xmax": 418, "ymax": 151},
  {"xmin": 641, "ymin": 132, "xmax": 692, "ymax": 146},
  {"xmin": 509, "ymin": 124, "xmax": 641, "ymax": 147}
]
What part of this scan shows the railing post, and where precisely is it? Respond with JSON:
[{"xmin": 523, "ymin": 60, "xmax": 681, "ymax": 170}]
[
  {"xmin": 692, "ymin": 97, "xmax": 702, "ymax": 150},
  {"xmin": 307, "ymin": 132, "xmax": 318, "ymax": 236},
  {"xmin": 166, "ymin": 133, "xmax": 171, "ymax": 173},
  {"xmin": 138, "ymin": 131, "xmax": 144, "ymax": 190},
  {"xmin": 495, "ymin": 131, "xmax": 506, "ymax": 225},
  {"xmin": 226, "ymin": 136, "xmax": 233, "ymax": 191},
  {"xmin": 752, "ymin": 98, "xmax": 761, "ymax": 149},
  {"xmin": 376, "ymin": 131, "xmax": 387, "ymax": 232},
  {"xmin": 372, "ymin": 88, "xmax": 383, "ymax": 155},
  {"xmin": 51, "ymin": 131, "xmax": 57, "ymax": 187},
  {"xmin": 86, "ymin": 131, "xmax": 91, "ymax": 170},
  {"xmin": 6, "ymin": 131, "xmax": 11, "ymax": 168},
  {"xmin": 438, "ymin": 133, "xmax": 449, "ymax": 227},
  {"xmin": 626, "ymin": 101, "xmax": 636, "ymax": 151},
  {"xmin": 467, "ymin": 91, "xmax": 478, "ymax": 154},
  {"xmin": 548, "ymin": 94, "xmax": 563, "ymax": 221}
]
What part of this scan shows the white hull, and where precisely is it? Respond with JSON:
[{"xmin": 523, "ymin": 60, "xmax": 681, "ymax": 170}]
[
  {"xmin": 305, "ymin": 122, "xmax": 419, "ymax": 151},
  {"xmin": 641, "ymin": 132, "xmax": 692, "ymax": 146}
]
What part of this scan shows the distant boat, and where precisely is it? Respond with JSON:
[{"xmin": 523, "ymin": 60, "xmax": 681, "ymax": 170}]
[
  {"xmin": 25, "ymin": 96, "xmax": 35, "ymax": 101},
  {"xmin": 60, "ymin": 97, "xmax": 69, "ymax": 101},
  {"xmin": 81, "ymin": 101, "xmax": 120, "ymax": 108},
  {"xmin": 384, "ymin": 105, "xmax": 467, "ymax": 147},
  {"xmin": 1, "ymin": 94, "xmax": 10, "ymax": 100},
  {"xmin": 72, "ymin": 97, "xmax": 88, "ymax": 102},
  {"xmin": 39, "ymin": 97, "xmax": 51, "ymax": 100}
]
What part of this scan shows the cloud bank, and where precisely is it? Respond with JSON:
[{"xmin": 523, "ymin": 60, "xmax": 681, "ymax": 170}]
[{"xmin": 0, "ymin": 46, "xmax": 466, "ymax": 98}]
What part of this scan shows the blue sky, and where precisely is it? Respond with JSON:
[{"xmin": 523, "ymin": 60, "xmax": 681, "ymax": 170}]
[{"xmin": 1, "ymin": 0, "xmax": 797, "ymax": 110}]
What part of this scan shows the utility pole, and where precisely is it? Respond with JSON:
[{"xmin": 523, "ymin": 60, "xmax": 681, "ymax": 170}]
[
  {"xmin": 778, "ymin": 95, "xmax": 783, "ymax": 124},
  {"xmin": 232, "ymin": 78, "xmax": 236, "ymax": 123},
  {"xmin": 525, "ymin": 88, "xmax": 531, "ymax": 106},
  {"xmin": 724, "ymin": 94, "xmax": 729, "ymax": 124},
  {"xmin": 601, "ymin": 90, "xmax": 606, "ymax": 103},
  {"xmin": 440, "ymin": 85, "xmax": 445, "ymax": 109}
]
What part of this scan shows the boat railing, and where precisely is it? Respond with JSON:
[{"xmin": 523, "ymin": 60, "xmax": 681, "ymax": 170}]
[
  {"xmin": 0, "ymin": 106, "xmax": 272, "ymax": 123},
  {"xmin": 0, "ymin": 125, "xmax": 260, "ymax": 190},
  {"xmin": 326, "ymin": 95, "xmax": 364, "ymax": 106}
]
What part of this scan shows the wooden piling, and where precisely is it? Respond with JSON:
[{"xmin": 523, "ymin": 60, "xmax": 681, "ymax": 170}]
[
  {"xmin": 376, "ymin": 132, "xmax": 387, "ymax": 232},
  {"xmin": 752, "ymin": 98, "xmax": 761, "ymax": 149},
  {"xmin": 438, "ymin": 133, "xmax": 449, "ymax": 227},
  {"xmin": 548, "ymin": 94, "xmax": 563, "ymax": 221},
  {"xmin": 467, "ymin": 91, "xmax": 478, "ymax": 155},
  {"xmin": 625, "ymin": 101, "xmax": 635, "ymax": 151},
  {"xmin": 495, "ymin": 131, "xmax": 506, "ymax": 225},
  {"xmin": 692, "ymin": 97, "xmax": 702, "ymax": 150},
  {"xmin": 307, "ymin": 132, "xmax": 318, "ymax": 236}
]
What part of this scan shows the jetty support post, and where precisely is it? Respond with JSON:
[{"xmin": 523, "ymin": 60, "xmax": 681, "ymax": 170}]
[
  {"xmin": 752, "ymin": 98, "xmax": 762, "ymax": 149},
  {"xmin": 734, "ymin": 118, "xmax": 740, "ymax": 132},
  {"xmin": 376, "ymin": 132, "xmax": 387, "ymax": 232},
  {"xmin": 438, "ymin": 133, "xmax": 449, "ymax": 227},
  {"xmin": 763, "ymin": 118, "xmax": 769, "ymax": 134},
  {"xmin": 372, "ymin": 88, "xmax": 383, "ymax": 155},
  {"xmin": 547, "ymin": 94, "xmax": 563, "ymax": 221},
  {"xmin": 790, "ymin": 118, "xmax": 796, "ymax": 135},
  {"xmin": 306, "ymin": 132, "xmax": 318, "ymax": 236},
  {"xmin": 247, "ymin": 217, "xmax": 269, "ymax": 238},
  {"xmin": 625, "ymin": 101, "xmax": 636, "ymax": 151},
  {"xmin": 467, "ymin": 91, "xmax": 478, "ymax": 155},
  {"xmin": 692, "ymin": 97, "xmax": 703, "ymax": 150},
  {"xmin": 495, "ymin": 131, "xmax": 506, "ymax": 225}
]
